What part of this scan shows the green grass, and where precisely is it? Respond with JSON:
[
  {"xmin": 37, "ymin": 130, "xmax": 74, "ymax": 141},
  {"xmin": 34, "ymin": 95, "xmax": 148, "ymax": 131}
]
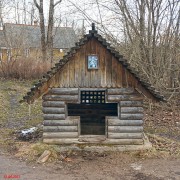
[
  {"xmin": 0, "ymin": 78, "xmax": 43, "ymax": 149},
  {"xmin": 0, "ymin": 78, "xmax": 42, "ymax": 125}
]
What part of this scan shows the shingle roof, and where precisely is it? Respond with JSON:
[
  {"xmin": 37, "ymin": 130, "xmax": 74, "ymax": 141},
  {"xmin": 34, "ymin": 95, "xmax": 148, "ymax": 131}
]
[
  {"xmin": 0, "ymin": 23, "xmax": 77, "ymax": 49},
  {"xmin": 21, "ymin": 23, "xmax": 165, "ymax": 103},
  {"xmin": 0, "ymin": 30, "xmax": 6, "ymax": 47}
]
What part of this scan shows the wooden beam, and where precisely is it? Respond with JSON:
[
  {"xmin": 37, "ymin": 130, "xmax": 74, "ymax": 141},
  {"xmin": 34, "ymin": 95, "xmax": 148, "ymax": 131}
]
[
  {"xmin": 108, "ymin": 126, "xmax": 143, "ymax": 133},
  {"xmin": 120, "ymin": 113, "xmax": 143, "ymax": 120},
  {"xmin": 121, "ymin": 107, "xmax": 143, "ymax": 113},
  {"xmin": 107, "ymin": 94, "xmax": 143, "ymax": 102},
  {"xmin": 44, "ymin": 120, "xmax": 78, "ymax": 126},
  {"xmin": 43, "ymin": 132, "xmax": 78, "ymax": 138},
  {"xmin": 42, "ymin": 101, "xmax": 65, "ymax": 107},
  {"xmin": 43, "ymin": 126, "xmax": 78, "ymax": 132},
  {"xmin": 43, "ymin": 114, "xmax": 65, "ymax": 120},
  {"xmin": 48, "ymin": 88, "xmax": 78, "ymax": 95},
  {"xmin": 108, "ymin": 119, "xmax": 143, "ymax": 126},
  {"xmin": 43, "ymin": 95, "xmax": 78, "ymax": 102},
  {"xmin": 108, "ymin": 133, "xmax": 143, "ymax": 139},
  {"xmin": 42, "ymin": 107, "xmax": 65, "ymax": 114},
  {"xmin": 120, "ymin": 101, "xmax": 143, "ymax": 107},
  {"xmin": 107, "ymin": 88, "xmax": 134, "ymax": 95},
  {"xmin": 43, "ymin": 138, "xmax": 143, "ymax": 145}
]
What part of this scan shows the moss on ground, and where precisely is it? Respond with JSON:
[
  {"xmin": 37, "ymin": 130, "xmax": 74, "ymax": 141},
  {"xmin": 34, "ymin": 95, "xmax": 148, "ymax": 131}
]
[{"xmin": 0, "ymin": 78, "xmax": 43, "ymax": 151}]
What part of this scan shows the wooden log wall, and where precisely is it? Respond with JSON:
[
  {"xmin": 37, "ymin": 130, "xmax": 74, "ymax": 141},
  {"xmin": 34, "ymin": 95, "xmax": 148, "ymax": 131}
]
[
  {"xmin": 107, "ymin": 88, "xmax": 144, "ymax": 144},
  {"xmin": 42, "ymin": 88, "xmax": 79, "ymax": 141},
  {"xmin": 43, "ymin": 87, "xmax": 144, "ymax": 145}
]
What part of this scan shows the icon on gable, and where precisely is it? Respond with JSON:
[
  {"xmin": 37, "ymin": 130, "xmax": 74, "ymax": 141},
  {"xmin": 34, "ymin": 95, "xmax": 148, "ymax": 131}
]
[{"xmin": 87, "ymin": 55, "xmax": 98, "ymax": 69}]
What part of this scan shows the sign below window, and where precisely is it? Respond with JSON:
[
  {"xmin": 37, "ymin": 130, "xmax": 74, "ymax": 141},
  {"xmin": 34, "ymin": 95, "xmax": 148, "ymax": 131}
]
[{"xmin": 87, "ymin": 55, "xmax": 98, "ymax": 69}]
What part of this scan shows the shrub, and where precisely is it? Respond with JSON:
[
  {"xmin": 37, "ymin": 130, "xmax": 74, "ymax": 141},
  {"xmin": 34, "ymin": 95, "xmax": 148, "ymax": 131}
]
[{"xmin": 0, "ymin": 57, "xmax": 51, "ymax": 79}]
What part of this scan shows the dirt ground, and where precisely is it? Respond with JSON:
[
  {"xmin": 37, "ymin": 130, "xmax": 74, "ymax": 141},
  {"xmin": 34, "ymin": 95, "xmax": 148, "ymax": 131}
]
[
  {"xmin": 0, "ymin": 79, "xmax": 180, "ymax": 180},
  {"xmin": 0, "ymin": 150, "xmax": 180, "ymax": 180}
]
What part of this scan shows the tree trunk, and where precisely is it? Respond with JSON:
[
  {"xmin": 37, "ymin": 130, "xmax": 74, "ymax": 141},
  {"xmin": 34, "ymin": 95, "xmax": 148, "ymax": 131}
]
[{"xmin": 47, "ymin": 0, "xmax": 54, "ymax": 63}]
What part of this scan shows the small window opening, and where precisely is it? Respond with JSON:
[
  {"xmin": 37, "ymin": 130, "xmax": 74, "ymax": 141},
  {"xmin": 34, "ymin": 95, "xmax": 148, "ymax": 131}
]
[{"xmin": 81, "ymin": 90, "xmax": 105, "ymax": 104}]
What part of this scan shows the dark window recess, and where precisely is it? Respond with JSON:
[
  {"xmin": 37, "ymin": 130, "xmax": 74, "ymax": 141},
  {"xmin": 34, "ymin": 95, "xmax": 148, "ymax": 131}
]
[
  {"xmin": 81, "ymin": 91, "xmax": 105, "ymax": 104},
  {"xmin": 68, "ymin": 103, "xmax": 118, "ymax": 135}
]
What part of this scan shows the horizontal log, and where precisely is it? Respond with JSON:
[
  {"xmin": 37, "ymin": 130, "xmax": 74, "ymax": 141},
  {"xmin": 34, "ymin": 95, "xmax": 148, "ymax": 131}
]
[
  {"xmin": 43, "ymin": 95, "xmax": 78, "ymax": 102},
  {"xmin": 78, "ymin": 136, "xmax": 106, "ymax": 142},
  {"xmin": 107, "ymin": 88, "xmax": 134, "ymax": 95},
  {"xmin": 107, "ymin": 94, "xmax": 143, "ymax": 102},
  {"xmin": 43, "ymin": 138, "xmax": 79, "ymax": 144},
  {"xmin": 68, "ymin": 109, "xmax": 117, "ymax": 116},
  {"xmin": 42, "ymin": 107, "xmax": 65, "ymax": 114},
  {"xmin": 43, "ymin": 126, "xmax": 78, "ymax": 132},
  {"xmin": 108, "ymin": 133, "xmax": 143, "ymax": 139},
  {"xmin": 48, "ymin": 88, "xmax": 78, "ymax": 95},
  {"xmin": 43, "ymin": 114, "xmax": 65, "ymax": 120},
  {"xmin": 43, "ymin": 132, "xmax": 78, "ymax": 138},
  {"xmin": 121, "ymin": 107, "xmax": 143, "ymax": 113},
  {"xmin": 108, "ymin": 126, "xmax": 143, "ymax": 133},
  {"xmin": 43, "ymin": 138, "xmax": 143, "ymax": 145},
  {"xmin": 120, "ymin": 114, "xmax": 143, "ymax": 120},
  {"xmin": 104, "ymin": 138, "xmax": 143, "ymax": 145},
  {"xmin": 120, "ymin": 101, "xmax": 143, "ymax": 107},
  {"xmin": 108, "ymin": 119, "xmax": 143, "ymax": 126},
  {"xmin": 42, "ymin": 101, "xmax": 65, "ymax": 107},
  {"xmin": 44, "ymin": 120, "xmax": 78, "ymax": 126},
  {"xmin": 66, "ymin": 116, "xmax": 80, "ymax": 120}
]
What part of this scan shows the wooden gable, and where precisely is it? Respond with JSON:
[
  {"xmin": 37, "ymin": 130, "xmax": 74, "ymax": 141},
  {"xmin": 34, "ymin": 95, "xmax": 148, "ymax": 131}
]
[
  {"xmin": 22, "ymin": 24, "xmax": 165, "ymax": 104},
  {"xmin": 52, "ymin": 38, "xmax": 125, "ymax": 88}
]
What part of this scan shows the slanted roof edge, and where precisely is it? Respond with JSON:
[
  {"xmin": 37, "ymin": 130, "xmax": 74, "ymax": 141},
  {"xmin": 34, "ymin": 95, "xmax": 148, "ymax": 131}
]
[{"xmin": 21, "ymin": 25, "xmax": 165, "ymax": 104}]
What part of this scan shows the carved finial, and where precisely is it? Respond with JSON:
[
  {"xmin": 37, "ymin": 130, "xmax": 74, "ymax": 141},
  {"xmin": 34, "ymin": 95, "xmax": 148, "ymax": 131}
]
[{"xmin": 92, "ymin": 23, "xmax": 95, "ymax": 30}]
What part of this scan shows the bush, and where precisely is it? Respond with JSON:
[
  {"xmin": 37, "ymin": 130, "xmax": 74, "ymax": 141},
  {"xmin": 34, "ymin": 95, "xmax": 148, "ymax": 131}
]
[{"xmin": 0, "ymin": 57, "xmax": 51, "ymax": 79}]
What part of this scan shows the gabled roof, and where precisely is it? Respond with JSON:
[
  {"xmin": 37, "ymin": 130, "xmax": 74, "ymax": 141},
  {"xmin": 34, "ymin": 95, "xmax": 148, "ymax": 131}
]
[
  {"xmin": 0, "ymin": 23, "xmax": 77, "ymax": 49},
  {"xmin": 21, "ymin": 23, "xmax": 165, "ymax": 104}
]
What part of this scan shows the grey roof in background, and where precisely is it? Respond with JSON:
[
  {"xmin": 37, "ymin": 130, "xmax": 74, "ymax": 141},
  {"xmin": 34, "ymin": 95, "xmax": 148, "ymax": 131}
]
[
  {"xmin": 0, "ymin": 30, "xmax": 6, "ymax": 47},
  {"xmin": 1, "ymin": 23, "xmax": 77, "ymax": 49}
]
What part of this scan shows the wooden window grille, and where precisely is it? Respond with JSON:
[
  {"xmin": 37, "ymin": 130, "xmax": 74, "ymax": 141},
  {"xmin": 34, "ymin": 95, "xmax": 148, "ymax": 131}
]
[{"xmin": 81, "ymin": 91, "xmax": 105, "ymax": 104}]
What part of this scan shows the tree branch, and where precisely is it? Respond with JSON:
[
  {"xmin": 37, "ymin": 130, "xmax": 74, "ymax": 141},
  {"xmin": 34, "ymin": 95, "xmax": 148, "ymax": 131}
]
[
  {"xmin": 33, "ymin": 0, "xmax": 40, "ymax": 10},
  {"xmin": 54, "ymin": 0, "xmax": 62, "ymax": 7}
]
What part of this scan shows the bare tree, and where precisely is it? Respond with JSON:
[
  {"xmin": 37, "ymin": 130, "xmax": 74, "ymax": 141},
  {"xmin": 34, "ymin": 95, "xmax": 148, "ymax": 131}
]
[
  {"xmin": 67, "ymin": 0, "xmax": 180, "ymax": 99},
  {"xmin": 33, "ymin": 0, "xmax": 62, "ymax": 62}
]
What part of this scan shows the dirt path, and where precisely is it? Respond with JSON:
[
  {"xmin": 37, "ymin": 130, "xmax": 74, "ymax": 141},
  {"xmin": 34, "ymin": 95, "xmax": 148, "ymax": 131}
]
[{"xmin": 0, "ymin": 152, "xmax": 180, "ymax": 180}]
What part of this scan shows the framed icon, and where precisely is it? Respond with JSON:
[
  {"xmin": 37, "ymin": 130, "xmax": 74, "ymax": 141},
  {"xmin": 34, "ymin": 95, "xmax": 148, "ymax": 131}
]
[{"xmin": 87, "ymin": 55, "xmax": 98, "ymax": 69}]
